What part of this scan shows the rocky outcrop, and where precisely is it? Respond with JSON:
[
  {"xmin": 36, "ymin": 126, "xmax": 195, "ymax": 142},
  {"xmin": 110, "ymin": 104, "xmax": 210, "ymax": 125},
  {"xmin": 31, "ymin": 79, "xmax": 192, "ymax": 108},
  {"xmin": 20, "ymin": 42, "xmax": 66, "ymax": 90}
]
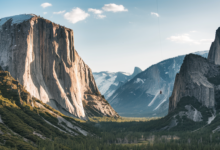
[
  {"xmin": 0, "ymin": 14, "xmax": 118, "ymax": 119},
  {"xmin": 169, "ymin": 27, "xmax": 220, "ymax": 113},
  {"xmin": 169, "ymin": 54, "xmax": 217, "ymax": 113},
  {"xmin": 130, "ymin": 67, "xmax": 142, "ymax": 79}
]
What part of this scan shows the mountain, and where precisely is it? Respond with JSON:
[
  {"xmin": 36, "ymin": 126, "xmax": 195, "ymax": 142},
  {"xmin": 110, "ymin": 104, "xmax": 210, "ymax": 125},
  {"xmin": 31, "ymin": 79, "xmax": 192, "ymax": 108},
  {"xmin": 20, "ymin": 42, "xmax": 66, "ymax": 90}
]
[
  {"xmin": 118, "ymin": 29, "xmax": 220, "ymax": 132},
  {"xmin": 108, "ymin": 51, "xmax": 208, "ymax": 117},
  {"xmin": 93, "ymin": 67, "xmax": 142, "ymax": 99},
  {"xmin": 0, "ymin": 14, "xmax": 118, "ymax": 119},
  {"xmin": 0, "ymin": 69, "xmax": 96, "ymax": 149},
  {"xmin": 169, "ymin": 27, "xmax": 220, "ymax": 114},
  {"xmin": 169, "ymin": 54, "xmax": 216, "ymax": 113},
  {"xmin": 161, "ymin": 27, "xmax": 220, "ymax": 131}
]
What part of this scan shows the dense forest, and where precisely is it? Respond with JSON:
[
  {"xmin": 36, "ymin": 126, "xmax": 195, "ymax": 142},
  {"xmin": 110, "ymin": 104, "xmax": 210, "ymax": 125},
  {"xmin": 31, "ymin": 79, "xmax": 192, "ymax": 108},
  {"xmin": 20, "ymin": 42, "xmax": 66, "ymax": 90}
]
[
  {"xmin": 0, "ymin": 70, "xmax": 220, "ymax": 150},
  {"xmin": 2, "ymin": 115, "xmax": 220, "ymax": 150}
]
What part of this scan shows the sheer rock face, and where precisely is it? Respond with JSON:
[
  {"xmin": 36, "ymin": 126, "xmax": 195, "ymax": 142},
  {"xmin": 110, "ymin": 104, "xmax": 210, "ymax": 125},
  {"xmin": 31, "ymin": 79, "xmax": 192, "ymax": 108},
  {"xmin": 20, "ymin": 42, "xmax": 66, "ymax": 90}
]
[
  {"xmin": 169, "ymin": 27, "xmax": 220, "ymax": 114},
  {"xmin": 169, "ymin": 54, "xmax": 217, "ymax": 113},
  {"xmin": 208, "ymin": 27, "xmax": 220, "ymax": 65},
  {"xmin": 0, "ymin": 14, "xmax": 118, "ymax": 119}
]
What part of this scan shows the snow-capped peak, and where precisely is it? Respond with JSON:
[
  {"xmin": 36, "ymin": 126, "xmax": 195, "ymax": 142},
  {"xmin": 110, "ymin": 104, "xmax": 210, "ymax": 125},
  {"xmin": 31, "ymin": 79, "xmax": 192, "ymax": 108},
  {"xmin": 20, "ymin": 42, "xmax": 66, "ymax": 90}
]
[{"xmin": 193, "ymin": 50, "xmax": 209, "ymax": 56}]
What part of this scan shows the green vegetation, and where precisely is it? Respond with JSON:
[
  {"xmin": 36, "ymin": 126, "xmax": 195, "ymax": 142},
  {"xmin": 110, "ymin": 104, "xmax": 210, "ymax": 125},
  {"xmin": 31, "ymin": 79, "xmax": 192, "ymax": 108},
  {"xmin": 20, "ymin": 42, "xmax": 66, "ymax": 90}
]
[
  {"xmin": 1, "ymin": 70, "xmax": 220, "ymax": 149},
  {"xmin": 89, "ymin": 116, "xmax": 160, "ymax": 123},
  {"xmin": 0, "ymin": 70, "xmax": 96, "ymax": 149}
]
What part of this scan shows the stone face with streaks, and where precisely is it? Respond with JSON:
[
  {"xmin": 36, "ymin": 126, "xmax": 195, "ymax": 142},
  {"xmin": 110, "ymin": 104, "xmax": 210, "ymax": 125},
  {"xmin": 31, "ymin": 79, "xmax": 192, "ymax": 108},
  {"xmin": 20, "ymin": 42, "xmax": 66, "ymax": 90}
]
[
  {"xmin": 208, "ymin": 27, "xmax": 220, "ymax": 65},
  {"xmin": 169, "ymin": 27, "xmax": 220, "ymax": 113},
  {"xmin": 169, "ymin": 54, "xmax": 217, "ymax": 113},
  {"xmin": 0, "ymin": 14, "xmax": 118, "ymax": 119}
]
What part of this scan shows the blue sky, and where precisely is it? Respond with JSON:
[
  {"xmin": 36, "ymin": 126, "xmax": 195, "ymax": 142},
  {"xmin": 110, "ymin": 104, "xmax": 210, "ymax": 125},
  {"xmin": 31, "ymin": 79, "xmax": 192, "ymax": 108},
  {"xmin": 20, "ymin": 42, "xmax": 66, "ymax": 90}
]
[{"xmin": 0, "ymin": 0, "xmax": 220, "ymax": 73}]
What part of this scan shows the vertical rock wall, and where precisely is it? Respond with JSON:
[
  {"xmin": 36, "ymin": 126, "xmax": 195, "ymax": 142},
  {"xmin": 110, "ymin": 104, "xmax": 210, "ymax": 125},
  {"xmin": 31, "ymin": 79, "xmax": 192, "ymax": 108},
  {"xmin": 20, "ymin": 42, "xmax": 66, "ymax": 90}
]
[
  {"xmin": 208, "ymin": 27, "xmax": 220, "ymax": 65},
  {"xmin": 0, "ymin": 14, "xmax": 118, "ymax": 119},
  {"xmin": 169, "ymin": 54, "xmax": 217, "ymax": 113}
]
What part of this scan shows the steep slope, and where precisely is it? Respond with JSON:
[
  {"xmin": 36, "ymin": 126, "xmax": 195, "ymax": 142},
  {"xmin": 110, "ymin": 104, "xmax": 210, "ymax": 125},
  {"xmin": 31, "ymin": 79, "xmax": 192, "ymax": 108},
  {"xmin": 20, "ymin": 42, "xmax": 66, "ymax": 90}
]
[
  {"xmin": 0, "ymin": 69, "xmax": 97, "ymax": 149},
  {"xmin": 108, "ymin": 51, "xmax": 208, "ymax": 117},
  {"xmin": 160, "ymin": 27, "xmax": 220, "ymax": 131},
  {"xmin": 169, "ymin": 54, "xmax": 217, "ymax": 113},
  {"xmin": 93, "ymin": 67, "xmax": 142, "ymax": 99},
  {"xmin": 160, "ymin": 53, "xmax": 219, "ymax": 131},
  {"xmin": 0, "ymin": 14, "xmax": 118, "ymax": 119},
  {"xmin": 169, "ymin": 27, "xmax": 220, "ymax": 114}
]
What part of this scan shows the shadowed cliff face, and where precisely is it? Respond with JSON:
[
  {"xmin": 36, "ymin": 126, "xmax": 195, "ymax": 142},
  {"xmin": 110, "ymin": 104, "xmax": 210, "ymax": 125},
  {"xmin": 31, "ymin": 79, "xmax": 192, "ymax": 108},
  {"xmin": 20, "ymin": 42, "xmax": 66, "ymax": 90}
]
[
  {"xmin": 168, "ymin": 27, "xmax": 220, "ymax": 114},
  {"xmin": 0, "ymin": 14, "xmax": 118, "ymax": 119},
  {"xmin": 169, "ymin": 54, "xmax": 218, "ymax": 113}
]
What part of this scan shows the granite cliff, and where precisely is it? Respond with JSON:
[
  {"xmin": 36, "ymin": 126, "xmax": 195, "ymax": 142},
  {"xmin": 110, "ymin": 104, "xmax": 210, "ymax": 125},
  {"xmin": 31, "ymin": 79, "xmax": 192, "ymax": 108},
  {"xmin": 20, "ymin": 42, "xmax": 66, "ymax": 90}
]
[
  {"xmin": 169, "ymin": 28, "xmax": 220, "ymax": 115},
  {"xmin": 0, "ymin": 14, "xmax": 118, "ymax": 119},
  {"xmin": 168, "ymin": 54, "xmax": 217, "ymax": 113},
  {"xmin": 151, "ymin": 28, "xmax": 220, "ymax": 130},
  {"xmin": 208, "ymin": 27, "xmax": 220, "ymax": 65}
]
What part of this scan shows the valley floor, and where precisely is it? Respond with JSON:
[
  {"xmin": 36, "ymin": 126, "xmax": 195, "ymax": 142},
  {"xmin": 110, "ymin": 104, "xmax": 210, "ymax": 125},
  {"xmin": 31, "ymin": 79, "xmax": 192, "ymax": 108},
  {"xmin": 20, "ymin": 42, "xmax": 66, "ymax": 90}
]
[{"xmin": 2, "ymin": 115, "xmax": 220, "ymax": 149}]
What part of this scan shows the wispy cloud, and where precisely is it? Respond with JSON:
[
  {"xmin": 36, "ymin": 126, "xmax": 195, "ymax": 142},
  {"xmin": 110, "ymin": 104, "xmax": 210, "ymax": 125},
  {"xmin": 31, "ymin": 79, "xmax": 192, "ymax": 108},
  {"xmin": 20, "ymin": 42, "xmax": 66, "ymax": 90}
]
[
  {"xmin": 43, "ymin": 12, "xmax": 47, "ymax": 15},
  {"xmin": 41, "ymin": 3, "xmax": 52, "ymax": 8},
  {"xmin": 167, "ymin": 34, "xmax": 198, "ymax": 44},
  {"xmin": 151, "ymin": 12, "xmax": 159, "ymax": 17},
  {"xmin": 88, "ymin": 8, "xmax": 106, "ymax": 19},
  {"xmin": 102, "ymin": 3, "xmax": 128, "ymax": 12},
  {"xmin": 97, "ymin": 14, "xmax": 106, "ymax": 19},
  {"xmin": 88, "ymin": 8, "xmax": 103, "ymax": 14},
  {"xmin": 64, "ymin": 8, "xmax": 90, "ymax": 24},
  {"xmin": 167, "ymin": 33, "xmax": 213, "ymax": 45},
  {"xmin": 200, "ymin": 39, "xmax": 213, "ymax": 42},
  {"xmin": 53, "ymin": 10, "xmax": 66, "ymax": 14},
  {"xmin": 190, "ymin": 30, "xmax": 197, "ymax": 33}
]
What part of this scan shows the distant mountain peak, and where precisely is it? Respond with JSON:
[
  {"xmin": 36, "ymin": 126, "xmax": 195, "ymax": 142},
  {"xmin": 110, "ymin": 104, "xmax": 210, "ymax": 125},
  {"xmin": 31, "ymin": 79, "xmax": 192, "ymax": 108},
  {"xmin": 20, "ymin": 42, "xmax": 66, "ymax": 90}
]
[
  {"xmin": 93, "ymin": 66, "xmax": 142, "ymax": 99},
  {"xmin": 107, "ymin": 51, "xmax": 209, "ymax": 117},
  {"xmin": 131, "ymin": 67, "xmax": 142, "ymax": 78},
  {"xmin": 193, "ymin": 50, "xmax": 209, "ymax": 56}
]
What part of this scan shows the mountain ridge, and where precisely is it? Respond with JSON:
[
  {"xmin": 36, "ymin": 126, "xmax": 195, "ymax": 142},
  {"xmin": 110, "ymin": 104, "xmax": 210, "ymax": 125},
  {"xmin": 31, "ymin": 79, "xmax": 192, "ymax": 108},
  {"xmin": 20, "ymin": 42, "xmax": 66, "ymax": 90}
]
[
  {"xmin": 106, "ymin": 51, "xmax": 208, "ymax": 117},
  {"xmin": 93, "ymin": 66, "xmax": 142, "ymax": 99}
]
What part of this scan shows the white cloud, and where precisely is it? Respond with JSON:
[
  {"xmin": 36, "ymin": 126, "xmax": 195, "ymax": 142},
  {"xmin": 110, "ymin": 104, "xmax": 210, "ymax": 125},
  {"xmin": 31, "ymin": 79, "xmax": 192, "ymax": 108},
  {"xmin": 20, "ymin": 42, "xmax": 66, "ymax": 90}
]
[
  {"xmin": 53, "ymin": 10, "xmax": 66, "ymax": 14},
  {"xmin": 102, "ymin": 3, "xmax": 128, "ymax": 12},
  {"xmin": 200, "ymin": 39, "xmax": 213, "ymax": 42},
  {"xmin": 41, "ymin": 3, "xmax": 52, "ymax": 8},
  {"xmin": 167, "ymin": 33, "xmax": 213, "ymax": 45},
  {"xmin": 64, "ymin": 8, "xmax": 90, "ymax": 24},
  {"xmin": 97, "ymin": 14, "xmax": 106, "ymax": 19},
  {"xmin": 88, "ymin": 8, "xmax": 103, "ymax": 14},
  {"xmin": 167, "ymin": 34, "xmax": 197, "ymax": 44},
  {"xmin": 88, "ymin": 8, "xmax": 106, "ymax": 19},
  {"xmin": 151, "ymin": 12, "xmax": 159, "ymax": 17},
  {"xmin": 43, "ymin": 12, "xmax": 47, "ymax": 15}
]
